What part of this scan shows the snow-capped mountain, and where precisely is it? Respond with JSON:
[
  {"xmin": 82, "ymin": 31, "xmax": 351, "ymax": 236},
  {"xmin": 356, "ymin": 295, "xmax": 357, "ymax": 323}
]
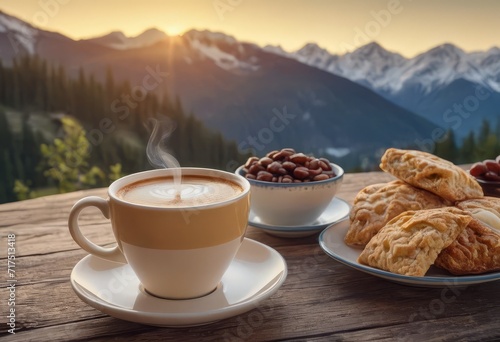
[
  {"xmin": 0, "ymin": 10, "xmax": 440, "ymax": 168},
  {"xmin": 0, "ymin": 9, "xmax": 497, "ymax": 148},
  {"xmin": 266, "ymin": 41, "xmax": 500, "ymax": 95},
  {"xmin": 87, "ymin": 27, "xmax": 261, "ymax": 73},
  {"xmin": 183, "ymin": 29, "xmax": 260, "ymax": 73},
  {"xmin": 264, "ymin": 40, "xmax": 500, "ymax": 138},
  {"xmin": 395, "ymin": 44, "xmax": 488, "ymax": 93},
  {"xmin": 0, "ymin": 10, "xmax": 38, "ymax": 55},
  {"xmin": 83, "ymin": 28, "xmax": 167, "ymax": 50},
  {"xmin": 328, "ymin": 42, "xmax": 406, "ymax": 93}
]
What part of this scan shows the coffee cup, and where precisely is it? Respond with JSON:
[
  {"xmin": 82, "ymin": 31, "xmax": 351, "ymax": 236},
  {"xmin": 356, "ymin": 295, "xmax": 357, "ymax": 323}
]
[{"xmin": 68, "ymin": 168, "xmax": 250, "ymax": 299}]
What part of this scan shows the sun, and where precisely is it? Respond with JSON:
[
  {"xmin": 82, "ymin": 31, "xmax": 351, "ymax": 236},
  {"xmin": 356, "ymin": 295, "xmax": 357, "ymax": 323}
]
[{"xmin": 164, "ymin": 25, "xmax": 184, "ymax": 36}]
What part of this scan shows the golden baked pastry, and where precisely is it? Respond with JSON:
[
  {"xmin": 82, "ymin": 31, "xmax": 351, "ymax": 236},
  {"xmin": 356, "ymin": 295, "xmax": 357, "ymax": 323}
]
[
  {"xmin": 346, "ymin": 180, "xmax": 451, "ymax": 247},
  {"xmin": 456, "ymin": 197, "xmax": 500, "ymax": 232},
  {"xmin": 379, "ymin": 148, "xmax": 483, "ymax": 201},
  {"xmin": 358, "ymin": 207, "xmax": 471, "ymax": 277},
  {"xmin": 435, "ymin": 218, "xmax": 500, "ymax": 275}
]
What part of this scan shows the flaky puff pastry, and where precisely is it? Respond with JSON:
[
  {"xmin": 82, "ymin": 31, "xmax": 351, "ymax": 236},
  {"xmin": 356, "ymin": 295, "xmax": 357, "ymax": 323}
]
[
  {"xmin": 379, "ymin": 148, "xmax": 483, "ymax": 202},
  {"xmin": 346, "ymin": 180, "xmax": 451, "ymax": 247},
  {"xmin": 435, "ymin": 218, "xmax": 500, "ymax": 275},
  {"xmin": 435, "ymin": 197, "xmax": 500, "ymax": 275},
  {"xmin": 456, "ymin": 197, "xmax": 500, "ymax": 232},
  {"xmin": 358, "ymin": 207, "xmax": 471, "ymax": 277}
]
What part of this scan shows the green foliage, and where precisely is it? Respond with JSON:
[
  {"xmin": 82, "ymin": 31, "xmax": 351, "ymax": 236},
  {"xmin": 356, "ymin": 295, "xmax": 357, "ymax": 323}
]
[
  {"xmin": 0, "ymin": 108, "xmax": 18, "ymax": 202},
  {"xmin": 433, "ymin": 119, "xmax": 500, "ymax": 163},
  {"xmin": 460, "ymin": 131, "xmax": 478, "ymax": 163},
  {"xmin": 40, "ymin": 116, "xmax": 108, "ymax": 193},
  {"xmin": 3, "ymin": 55, "xmax": 495, "ymax": 204},
  {"xmin": 433, "ymin": 129, "xmax": 458, "ymax": 162},
  {"xmin": 13, "ymin": 180, "xmax": 33, "ymax": 201},
  {"xmin": 475, "ymin": 120, "xmax": 500, "ymax": 160},
  {"xmin": 0, "ymin": 56, "xmax": 248, "ymax": 203},
  {"xmin": 108, "ymin": 163, "xmax": 124, "ymax": 183}
]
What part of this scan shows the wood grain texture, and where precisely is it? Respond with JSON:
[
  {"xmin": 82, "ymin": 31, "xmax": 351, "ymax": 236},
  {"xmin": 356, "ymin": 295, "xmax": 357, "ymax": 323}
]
[{"xmin": 1, "ymin": 168, "xmax": 499, "ymax": 342}]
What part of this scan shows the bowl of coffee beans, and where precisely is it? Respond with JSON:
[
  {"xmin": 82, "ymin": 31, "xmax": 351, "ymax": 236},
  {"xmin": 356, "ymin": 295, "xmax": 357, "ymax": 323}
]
[
  {"xmin": 469, "ymin": 155, "xmax": 500, "ymax": 197},
  {"xmin": 236, "ymin": 148, "xmax": 344, "ymax": 226}
]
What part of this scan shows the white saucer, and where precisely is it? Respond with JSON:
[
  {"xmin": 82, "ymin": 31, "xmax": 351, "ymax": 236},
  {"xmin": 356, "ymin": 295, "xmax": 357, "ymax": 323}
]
[
  {"xmin": 70, "ymin": 238, "xmax": 287, "ymax": 327},
  {"xmin": 319, "ymin": 220, "xmax": 500, "ymax": 288},
  {"xmin": 249, "ymin": 197, "xmax": 350, "ymax": 238}
]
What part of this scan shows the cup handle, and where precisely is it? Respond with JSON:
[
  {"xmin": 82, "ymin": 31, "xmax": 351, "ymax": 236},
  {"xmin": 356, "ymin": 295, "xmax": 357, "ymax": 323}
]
[{"xmin": 68, "ymin": 196, "xmax": 127, "ymax": 263}]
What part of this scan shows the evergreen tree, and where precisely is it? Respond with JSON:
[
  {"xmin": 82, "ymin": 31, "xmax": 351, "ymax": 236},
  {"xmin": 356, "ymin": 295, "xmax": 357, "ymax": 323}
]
[
  {"xmin": 0, "ymin": 61, "xmax": 4, "ymax": 104},
  {"xmin": 40, "ymin": 116, "xmax": 105, "ymax": 193},
  {"xmin": 460, "ymin": 131, "xmax": 477, "ymax": 163},
  {"xmin": 19, "ymin": 113, "xmax": 41, "ymax": 186},
  {"xmin": 476, "ymin": 120, "xmax": 499, "ymax": 160},
  {"xmin": 0, "ymin": 55, "xmax": 248, "ymax": 202},
  {"xmin": 0, "ymin": 109, "xmax": 16, "ymax": 202},
  {"xmin": 434, "ymin": 129, "xmax": 457, "ymax": 161},
  {"xmin": 104, "ymin": 66, "xmax": 115, "ymax": 102}
]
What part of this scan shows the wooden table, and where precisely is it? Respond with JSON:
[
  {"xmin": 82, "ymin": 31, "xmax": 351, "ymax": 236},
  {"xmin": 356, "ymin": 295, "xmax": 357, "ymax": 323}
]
[{"xmin": 1, "ymin": 170, "xmax": 499, "ymax": 342}]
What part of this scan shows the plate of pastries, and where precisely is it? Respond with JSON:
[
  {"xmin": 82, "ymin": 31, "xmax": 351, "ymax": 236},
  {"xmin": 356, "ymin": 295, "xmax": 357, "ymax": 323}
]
[{"xmin": 319, "ymin": 148, "xmax": 500, "ymax": 287}]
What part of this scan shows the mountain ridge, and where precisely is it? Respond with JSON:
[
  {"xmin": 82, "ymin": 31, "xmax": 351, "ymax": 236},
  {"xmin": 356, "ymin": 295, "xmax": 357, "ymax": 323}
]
[
  {"xmin": 265, "ymin": 41, "xmax": 500, "ymax": 94},
  {"xmin": 0, "ymin": 10, "xmax": 465, "ymax": 169},
  {"xmin": 82, "ymin": 28, "xmax": 168, "ymax": 50},
  {"xmin": 264, "ymin": 40, "xmax": 500, "ymax": 137}
]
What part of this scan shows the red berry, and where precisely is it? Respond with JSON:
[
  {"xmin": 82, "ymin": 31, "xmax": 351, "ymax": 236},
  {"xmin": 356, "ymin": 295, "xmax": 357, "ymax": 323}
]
[
  {"xmin": 483, "ymin": 171, "xmax": 500, "ymax": 182},
  {"xmin": 484, "ymin": 160, "xmax": 500, "ymax": 174},
  {"xmin": 470, "ymin": 162, "xmax": 488, "ymax": 177}
]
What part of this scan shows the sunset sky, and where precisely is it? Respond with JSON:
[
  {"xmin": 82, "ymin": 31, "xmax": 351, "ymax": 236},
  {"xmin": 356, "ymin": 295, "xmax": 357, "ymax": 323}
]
[{"xmin": 1, "ymin": 0, "xmax": 499, "ymax": 57}]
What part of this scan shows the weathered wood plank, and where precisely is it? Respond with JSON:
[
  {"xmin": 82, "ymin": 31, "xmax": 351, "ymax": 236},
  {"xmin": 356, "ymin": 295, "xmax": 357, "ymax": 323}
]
[
  {"xmin": 1, "ymin": 167, "xmax": 498, "ymax": 342},
  {"xmin": 2, "ymin": 239, "xmax": 499, "ymax": 340}
]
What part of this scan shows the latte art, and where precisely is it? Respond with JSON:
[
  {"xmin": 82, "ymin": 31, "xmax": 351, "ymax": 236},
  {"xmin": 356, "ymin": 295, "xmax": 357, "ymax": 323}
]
[
  {"xmin": 117, "ymin": 175, "xmax": 243, "ymax": 207},
  {"xmin": 150, "ymin": 183, "xmax": 211, "ymax": 201}
]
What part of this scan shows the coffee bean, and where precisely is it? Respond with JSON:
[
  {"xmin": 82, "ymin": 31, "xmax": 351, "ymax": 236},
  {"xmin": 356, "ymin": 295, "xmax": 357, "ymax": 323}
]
[
  {"xmin": 259, "ymin": 157, "xmax": 273, "ymax": 167},
  {"xmin": 309, "ymin": 159, "xmax": 320, "ymax": 170},
  {"xmin": 273, "ymin": 149, "xmax": 294, "ymax": 161},
  {"xmin": 318, "ymin": 160, "xmax": 330, "ymax": 170},
  {"xmin": 267, "ymin": 161, "xmax": 282, "ymax": 174},
  {"xmin": 308, "ymin": 168, "xmax": 323, "ymax": 177},
  {"xmin": 245, "ymin": 157, "xmax": 259, "ymax": 168},
  {"xmin": 242, "ymin": 148, "xmax": 337, "ymax": 183},
  {"xmin": 256, "ymin": 171, "xmax": 273, "ymax": 182},
  {"xmin": 319, "ymin": 158, "xmax": 332, "ymax": 170},
  {"xmin": 313, "ymin": 174, "xmax": 330, "ymax": 181},
  {"xmin": 249, "ymin": 164, "xmax": 265, "ymax": 174},
  {"xmin": 278, "ymin": 167, "xmax": 288, "ymax": 175},
  {"xmin": 266, "ymin": 150, "xmax": 279, "ymax": 158},
  {"xmin": 282, "ymin": 161, "xmax": 296, "ymax": 171},
  {"xmin": 290, "ymin": 153, "xmax": 308, "ymax": 164},
  {"xmin": 293, "ymin": 167, "xmax": 310, "ymax": 179}
]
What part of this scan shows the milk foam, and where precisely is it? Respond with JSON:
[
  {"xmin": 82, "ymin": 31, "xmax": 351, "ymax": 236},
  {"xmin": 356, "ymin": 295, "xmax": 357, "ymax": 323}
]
[{"xmin": 117, "ymin": 176, "xmax": 242, "ymax": 207}]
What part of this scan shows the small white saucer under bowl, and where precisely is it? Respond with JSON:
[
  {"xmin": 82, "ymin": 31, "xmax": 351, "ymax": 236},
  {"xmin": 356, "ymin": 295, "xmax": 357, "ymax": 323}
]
[
  {"xmin": 248, "ymin": 197, "xmax": 350, "ymax": 238},
  {"xmin": 319, "ymin": 220, "xmax": 500, "ymax": 287},
  {"xmin": 70, "ymin": 238, "xmax": 287, "ymax": 327}
]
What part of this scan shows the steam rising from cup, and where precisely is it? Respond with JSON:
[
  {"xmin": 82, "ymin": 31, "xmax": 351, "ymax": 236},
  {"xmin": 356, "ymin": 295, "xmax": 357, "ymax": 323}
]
[{"xmin": 146, "ymin": 118, "xmax": 182, "ymax": 199}]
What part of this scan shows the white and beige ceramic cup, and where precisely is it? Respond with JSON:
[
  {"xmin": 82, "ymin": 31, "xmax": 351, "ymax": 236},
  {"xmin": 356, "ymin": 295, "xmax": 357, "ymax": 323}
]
[{"xmin": 68, "ymin": 168, "xmax": 250, "ymax": 299}]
